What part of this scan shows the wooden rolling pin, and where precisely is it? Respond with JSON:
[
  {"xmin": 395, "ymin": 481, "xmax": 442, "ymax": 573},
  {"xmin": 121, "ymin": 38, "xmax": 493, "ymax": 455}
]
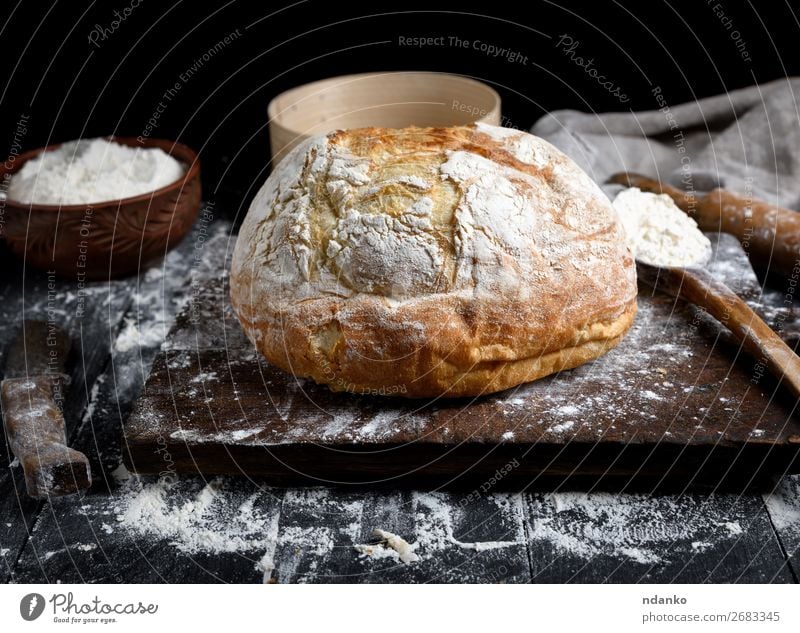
[
  {"xmin": 609, "ymin": 172, "xmax": 800, "ymax": 278},
  {"xmin": 1, "ymin": 321, "xmax": 91, "ymax": 498}
]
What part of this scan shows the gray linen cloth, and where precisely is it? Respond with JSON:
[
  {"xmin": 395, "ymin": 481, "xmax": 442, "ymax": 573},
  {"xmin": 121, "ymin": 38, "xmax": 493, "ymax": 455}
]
[{"xmin": 531, "ymin": 77, "xmax": 800, "ymax": 209}]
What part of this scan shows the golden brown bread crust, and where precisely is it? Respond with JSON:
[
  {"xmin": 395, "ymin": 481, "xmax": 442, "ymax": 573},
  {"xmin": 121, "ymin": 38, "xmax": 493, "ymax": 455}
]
[{"xmin": 230, "ymin": 124, "xmax": 638, "ymax": 398}]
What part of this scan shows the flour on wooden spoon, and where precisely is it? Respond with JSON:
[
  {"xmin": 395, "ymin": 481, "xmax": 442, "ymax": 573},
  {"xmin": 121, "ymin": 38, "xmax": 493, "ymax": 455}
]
[{"xmin": 612, "ymin": 187, "xmax": 712, "ymax": 267}]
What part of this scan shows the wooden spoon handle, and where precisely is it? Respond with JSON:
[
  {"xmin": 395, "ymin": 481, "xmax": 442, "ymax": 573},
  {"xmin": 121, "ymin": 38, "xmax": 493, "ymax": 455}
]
[{"xmin": 671, "ymin": 266, "xmax": 800, "ymax": 399}]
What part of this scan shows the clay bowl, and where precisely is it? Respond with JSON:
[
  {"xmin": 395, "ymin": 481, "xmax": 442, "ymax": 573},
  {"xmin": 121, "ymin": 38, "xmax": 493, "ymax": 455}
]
[
  {"xmin": 268, "ymin": 71, "xmax": 502, "ymax": 164},
  {"xmin": 0, "ymin": 137, "xmax": 201, "ymax": 279}
]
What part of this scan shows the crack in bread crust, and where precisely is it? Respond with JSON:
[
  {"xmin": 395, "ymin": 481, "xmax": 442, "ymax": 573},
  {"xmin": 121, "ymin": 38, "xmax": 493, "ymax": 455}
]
[{"xmin": 231, "ymin": 124, "xmax": 638, "ymax": 398}]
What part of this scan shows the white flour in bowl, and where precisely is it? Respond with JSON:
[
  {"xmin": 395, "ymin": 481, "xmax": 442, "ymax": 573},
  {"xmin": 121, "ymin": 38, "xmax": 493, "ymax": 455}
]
[
  {"xmin": 612, "ymin": 187, "xmax": 712, "ymax": 267},
  {"xmin": 8, "ymin": 137, "xmax": 185, "ymax": 205}
]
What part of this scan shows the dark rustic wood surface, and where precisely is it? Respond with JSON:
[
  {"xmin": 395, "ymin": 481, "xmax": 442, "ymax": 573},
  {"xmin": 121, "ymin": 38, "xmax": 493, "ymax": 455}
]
[
  {"xmin": 123, "ymin": 233, "xmax": 800, "ymax": 489},
  {"xmin": 2, "ymin": 220, "xmax": 799, "ymax": 583}
]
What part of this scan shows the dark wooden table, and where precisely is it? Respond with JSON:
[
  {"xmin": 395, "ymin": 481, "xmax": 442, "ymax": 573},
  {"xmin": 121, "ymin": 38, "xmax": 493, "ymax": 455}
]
[{"xmin": 1, "ymin": 215, "xmax": 799, "ymax": 583}]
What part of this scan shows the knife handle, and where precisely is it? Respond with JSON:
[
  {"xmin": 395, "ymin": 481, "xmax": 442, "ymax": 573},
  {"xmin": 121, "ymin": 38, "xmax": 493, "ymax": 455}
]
[
  {"xmin": 696, "ymin": 189, "xmax": 800, "ymax": 277},
  {"xmin": 1, "ymin": 376, "xmax": 91, "ymax": 498}
]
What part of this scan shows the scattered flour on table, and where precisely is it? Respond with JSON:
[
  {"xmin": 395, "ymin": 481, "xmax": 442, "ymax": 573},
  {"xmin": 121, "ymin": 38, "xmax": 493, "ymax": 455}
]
[
  {"xmin": 723, "ymin": 521, "xmax": 743, "ymax": 536},
  {"xmin": 8, "ymin": 138, "xmax": 185, "ymax": 205},
  {"xmin": 111, "ymin": 477, "xmax": 346, "ymax": 582},
  {"xmin": 553, "ymin": 404, "xmax": 580, "ymax": 416},
  {"xmin": 763, "ymin": 476, "xmax": 800, "ymax": 533},
  {"xmin": 528, "ymin": 492, "xmax": 747, "ymax": 564},
  {"xmin": 114, "ymin": 318, "xmax": 166, "ymax": 352},
  {"xmin": 412, "ymin": 492, "xmax": 526, "ymax": 556},
  {"xmin": 105, "ymin": 475, "xmax": 770, "ymax": 580},
  {"xmin": 114, "ymin": 257, "xmax": 190, "ymax": 353},
  {"xmin": 112, "ymin": 481, "xmax": 528, "ymax": 580},
  {"xmin": 641, "ymin": 390, "xmax": 662, "ymax": 401},
  {"xmin": 76, "ymin": 543, "xmax": 97, "ymax": 552},
  {"xmin": 191, "ymin": 371, "xmax": 218, "ymax": 384},
  {"xmin": 81, "ymin": 375, "xmax": 105, "ymax": 423},
  {"xmin": 114, "ymin": 476, "xmax": 281, "ymax": 563},
  {"xmin": 548, "ymin": 420, "xmax": 575, "ymax": 434}
]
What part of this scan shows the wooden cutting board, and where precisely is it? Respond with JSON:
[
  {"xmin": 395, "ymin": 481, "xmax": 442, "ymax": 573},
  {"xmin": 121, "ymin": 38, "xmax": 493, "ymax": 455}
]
[{"xmin": 123, "ymin": 234, "xmax": 800, "ymax": 490}]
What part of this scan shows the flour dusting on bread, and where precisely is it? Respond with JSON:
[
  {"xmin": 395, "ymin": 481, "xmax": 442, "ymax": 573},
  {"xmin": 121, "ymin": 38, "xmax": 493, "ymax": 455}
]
[{"xmin": 231, "ymin": 124, "xmax": 637, "ymax": 398}]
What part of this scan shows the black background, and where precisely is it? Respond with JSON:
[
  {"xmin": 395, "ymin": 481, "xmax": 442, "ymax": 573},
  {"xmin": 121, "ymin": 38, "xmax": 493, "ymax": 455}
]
[{"xmin": 2, "ymin": 0, "xmax": 799, "ymax": 221}]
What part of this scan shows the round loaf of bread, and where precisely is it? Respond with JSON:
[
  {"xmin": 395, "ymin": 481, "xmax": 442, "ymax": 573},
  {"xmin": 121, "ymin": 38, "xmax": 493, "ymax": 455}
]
[{"xmin": 230, "ymin": 124, "xmax": 637, "ymax": 398}]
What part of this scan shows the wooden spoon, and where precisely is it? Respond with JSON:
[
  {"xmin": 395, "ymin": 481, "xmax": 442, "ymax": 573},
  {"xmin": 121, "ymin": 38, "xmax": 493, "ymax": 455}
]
[
  {"xmin": 636, "ymin": 259, "xmax": 800, "ymax": 399},
  {"xmin": 610, "ymin": 171, "xmax": 800, "ymax": 279}
]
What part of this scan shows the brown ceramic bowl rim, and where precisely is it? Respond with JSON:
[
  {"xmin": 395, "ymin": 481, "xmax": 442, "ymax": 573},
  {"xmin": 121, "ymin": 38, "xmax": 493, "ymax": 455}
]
[{"xmin": 0, "ymin": 136, "xmax": 200, "ymax": 213}]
